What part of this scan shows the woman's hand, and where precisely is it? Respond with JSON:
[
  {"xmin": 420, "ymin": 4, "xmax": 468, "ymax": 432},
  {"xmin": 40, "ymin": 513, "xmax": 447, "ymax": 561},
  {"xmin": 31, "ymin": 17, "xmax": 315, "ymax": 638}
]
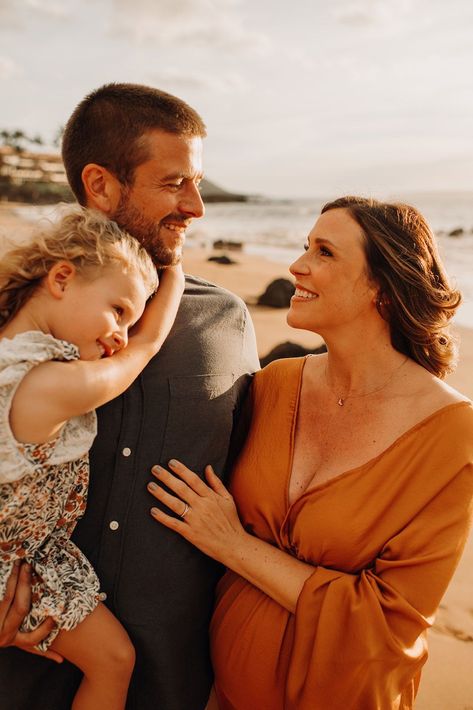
[
  {"xmin": 148, "ymin": 460, "xmax": 248, "ymax": 564},
  {"xmin": 148, "ymin": 460, "xmax": 316, "ymax": 613}
]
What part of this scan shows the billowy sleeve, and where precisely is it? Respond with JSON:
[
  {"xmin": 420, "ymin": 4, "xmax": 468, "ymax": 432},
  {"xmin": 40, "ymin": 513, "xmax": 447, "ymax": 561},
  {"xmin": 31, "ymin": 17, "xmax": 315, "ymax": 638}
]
[{"xmin": 285, "ymin": 462, "xmax": 473, "ymax": 709}]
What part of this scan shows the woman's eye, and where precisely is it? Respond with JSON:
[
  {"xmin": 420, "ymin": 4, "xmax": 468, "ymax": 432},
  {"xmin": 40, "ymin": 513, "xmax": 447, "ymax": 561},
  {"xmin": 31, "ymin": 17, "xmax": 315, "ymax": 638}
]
[
  {"xmin": 320, "ymin": 246, "xmax": 332, "ymax": 257},
  {"xmin": 114, "ymin": 306, "xmax": 123, "ymax": 317},
  {"xmin": 303, "ymin": 243, "xmax": 309, "ymax": 252}
]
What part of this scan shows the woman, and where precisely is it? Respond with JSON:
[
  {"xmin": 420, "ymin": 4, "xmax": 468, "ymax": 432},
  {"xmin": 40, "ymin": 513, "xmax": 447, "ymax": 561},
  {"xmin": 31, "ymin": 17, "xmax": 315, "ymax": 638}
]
[{"xmin": 148, "ymin": 197, "xmax": 473, "ymax": 709}]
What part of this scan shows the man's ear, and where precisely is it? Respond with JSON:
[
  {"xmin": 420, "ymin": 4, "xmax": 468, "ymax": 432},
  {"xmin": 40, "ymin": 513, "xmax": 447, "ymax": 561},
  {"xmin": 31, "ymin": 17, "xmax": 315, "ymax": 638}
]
[
  {"xmin": 46, "ymin": 261, "xmax": 77, "ymax": 299},
  {"xmin": 81, "ymin": 163, "xmax": 122, "ymax": 214}
]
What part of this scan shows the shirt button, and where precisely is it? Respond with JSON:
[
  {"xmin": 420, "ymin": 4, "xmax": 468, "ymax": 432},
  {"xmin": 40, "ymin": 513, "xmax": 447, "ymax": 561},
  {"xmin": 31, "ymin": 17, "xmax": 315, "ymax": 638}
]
[
  {"xmin": 98, "ymin": 592, "xmax": 107, "ymax": 602},
  {"xmin": 109, "ymin": 520, "xmax": 119, "ymax": 531},
  {"xmin": 122, "ymin": 447, "xmax": 132, "ymax": 457}
]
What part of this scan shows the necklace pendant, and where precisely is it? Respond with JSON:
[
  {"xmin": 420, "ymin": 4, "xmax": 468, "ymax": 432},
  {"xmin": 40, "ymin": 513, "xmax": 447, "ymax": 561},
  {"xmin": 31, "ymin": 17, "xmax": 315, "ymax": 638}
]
[{"xmin": 337, "ymin": 398, "xmax": 344, "ymax": 407}]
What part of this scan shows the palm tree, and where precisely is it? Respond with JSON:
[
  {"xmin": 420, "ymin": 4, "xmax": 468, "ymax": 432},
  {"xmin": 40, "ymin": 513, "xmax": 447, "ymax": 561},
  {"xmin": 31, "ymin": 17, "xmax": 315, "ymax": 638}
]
[{"xmin": 0, "ymin": 129, "xmax": 44, "ymax": 152}]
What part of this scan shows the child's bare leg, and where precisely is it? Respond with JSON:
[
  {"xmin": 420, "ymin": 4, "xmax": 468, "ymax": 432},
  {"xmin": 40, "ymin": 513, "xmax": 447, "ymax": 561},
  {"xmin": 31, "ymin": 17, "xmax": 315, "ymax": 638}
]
[{"xmin": 50, "ymin": 602, "xmax": 135, "ymax": 710}]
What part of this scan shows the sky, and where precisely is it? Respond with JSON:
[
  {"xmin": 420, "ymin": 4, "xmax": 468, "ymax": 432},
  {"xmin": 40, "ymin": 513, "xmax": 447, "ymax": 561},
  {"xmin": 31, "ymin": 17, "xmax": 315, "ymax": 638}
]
[{"xmin": 1, "ymin": 0, "xmax": 473, "ymax": 199}]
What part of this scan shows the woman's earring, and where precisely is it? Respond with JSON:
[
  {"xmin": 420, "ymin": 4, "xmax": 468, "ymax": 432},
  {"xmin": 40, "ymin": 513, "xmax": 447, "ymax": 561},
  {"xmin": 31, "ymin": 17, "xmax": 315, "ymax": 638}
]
[{"xmin": 375, "ymin": 294, "xmax": 391, "ymax": 317}]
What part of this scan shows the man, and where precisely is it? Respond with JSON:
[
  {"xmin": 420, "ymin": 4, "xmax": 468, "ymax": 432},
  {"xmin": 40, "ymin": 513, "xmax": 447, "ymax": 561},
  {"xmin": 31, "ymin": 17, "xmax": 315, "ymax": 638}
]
[{"xmin": 0, "ymin": 83, "xmax": 259, "ymax": 709}]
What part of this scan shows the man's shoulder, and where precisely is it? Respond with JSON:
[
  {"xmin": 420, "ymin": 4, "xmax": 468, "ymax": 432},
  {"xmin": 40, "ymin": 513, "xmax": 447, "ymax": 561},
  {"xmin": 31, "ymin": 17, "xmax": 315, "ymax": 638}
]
[
  {"xmin": 183, "ymin": 273, "xmax": 247, "ymax": 310},
  {"xmin": 184, "ymin": 273, "xmax": 220, "ymax": 289},
  {"xmin": 184, "ymin": 272, "xmax": 238, "ymax": 294},
  {"xmin": 160, "ymin": 273, "xmax": 258, "ymax": 372}
]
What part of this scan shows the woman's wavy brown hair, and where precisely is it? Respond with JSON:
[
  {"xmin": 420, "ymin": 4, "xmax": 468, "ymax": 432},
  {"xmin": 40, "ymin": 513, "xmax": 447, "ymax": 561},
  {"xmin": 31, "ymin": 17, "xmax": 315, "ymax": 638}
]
[
  {"xmin": 0, "ymin": 207, "xmax": 157, "ymax": 329},
  {"xmin": 321, "ymin": 196, "xmax": 461, "ymax": 378}
]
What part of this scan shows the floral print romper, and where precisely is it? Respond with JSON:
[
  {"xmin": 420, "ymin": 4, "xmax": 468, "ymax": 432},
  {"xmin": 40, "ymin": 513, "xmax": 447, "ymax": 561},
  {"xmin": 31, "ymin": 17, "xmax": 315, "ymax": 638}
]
[{"xmin": 0, "ymin": 332, "xmax": 100, "ymax": 650}]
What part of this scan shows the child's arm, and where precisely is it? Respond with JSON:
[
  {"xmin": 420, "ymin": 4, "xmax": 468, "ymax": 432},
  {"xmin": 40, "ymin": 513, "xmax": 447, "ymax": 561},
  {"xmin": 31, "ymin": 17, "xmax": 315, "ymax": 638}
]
[
  {"xmin": 127, "ymin": 264, "xmax": 184, "ymax": 354},
  {"xmin": 10, "ymin": 266, "xmax": 185, "ymax": 444}
]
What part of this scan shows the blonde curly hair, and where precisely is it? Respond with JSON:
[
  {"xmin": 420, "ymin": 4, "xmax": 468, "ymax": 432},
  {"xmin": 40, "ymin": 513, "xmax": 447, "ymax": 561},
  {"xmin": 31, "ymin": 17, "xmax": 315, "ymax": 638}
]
[{"xmin": 0, "ymin": 207, "xmax": 157, "ymax": 329}]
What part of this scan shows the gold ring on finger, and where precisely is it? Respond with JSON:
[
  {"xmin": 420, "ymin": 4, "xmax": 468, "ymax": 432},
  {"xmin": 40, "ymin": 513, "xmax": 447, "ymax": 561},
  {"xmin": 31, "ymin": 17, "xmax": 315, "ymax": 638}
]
[{"xmin": 179, "ymin": 502, "xmax": 191, "ymax": 519}]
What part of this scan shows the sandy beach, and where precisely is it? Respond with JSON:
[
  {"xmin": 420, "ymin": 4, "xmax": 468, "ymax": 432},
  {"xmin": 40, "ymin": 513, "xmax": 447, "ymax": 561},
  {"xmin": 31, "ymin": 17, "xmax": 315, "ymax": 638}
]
[{"xmin": 1, "ymin": 203, "xmax": 472, "ymax": 708}]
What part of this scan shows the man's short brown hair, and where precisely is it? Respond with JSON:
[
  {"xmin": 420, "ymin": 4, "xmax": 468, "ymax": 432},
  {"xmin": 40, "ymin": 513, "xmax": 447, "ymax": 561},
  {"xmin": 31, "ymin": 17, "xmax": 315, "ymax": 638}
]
[{"xmin": 62, "ymin": 82, "xmax": 207, "ymax": 204}]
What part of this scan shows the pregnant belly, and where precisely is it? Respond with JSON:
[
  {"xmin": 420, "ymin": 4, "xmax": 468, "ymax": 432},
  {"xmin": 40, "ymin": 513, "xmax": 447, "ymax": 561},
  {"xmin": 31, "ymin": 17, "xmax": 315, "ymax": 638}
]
[{"xmin": 210, "ymin": 570, "xmax": 293, "ymax": 710}]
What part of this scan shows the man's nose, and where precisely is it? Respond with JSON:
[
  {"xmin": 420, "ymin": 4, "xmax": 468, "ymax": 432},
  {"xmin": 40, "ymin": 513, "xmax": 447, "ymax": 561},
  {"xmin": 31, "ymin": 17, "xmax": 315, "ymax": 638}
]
[{"xmin": 179, "ymin": 182, "xmax": 205, "ymax": 219}]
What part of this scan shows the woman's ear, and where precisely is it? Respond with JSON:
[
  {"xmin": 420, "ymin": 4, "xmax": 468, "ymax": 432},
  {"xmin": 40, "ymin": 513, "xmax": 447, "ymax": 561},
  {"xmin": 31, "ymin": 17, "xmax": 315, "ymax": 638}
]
[
  {"xmin": 81, "ymin": 163, "xmax": 122, "ymax": 214},
  {"xmin": 46, "ymin": 261, "xmax": 77, "ymax": 299}
]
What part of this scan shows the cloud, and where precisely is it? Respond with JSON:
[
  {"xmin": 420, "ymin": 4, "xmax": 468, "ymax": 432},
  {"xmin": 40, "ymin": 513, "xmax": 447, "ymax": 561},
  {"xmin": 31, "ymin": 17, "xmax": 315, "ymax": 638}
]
[
  {"xmin": 332, "ymin": 0, "xmax": 415, "ymax": 26},
  {"xmin": 26, "ymin": 0, "xmax": 72, "ymax": 17},
  {"xmin": 147, "ymin": 67, "xmax": 247, "ymax": 93},
  {"xmin": 0, "ymin": 0, "xmax": 22, "ymax": 29},
  {"xmin": 109, "ymin": 0, "xmax": 269, "ymax": 52},
  {"xmin": 0, "ymin": 0, "xmax": 72, "ymax": 30},
  {"xmin": 0, "ymin": 56, "xmax": 22, "ymax": 79}
]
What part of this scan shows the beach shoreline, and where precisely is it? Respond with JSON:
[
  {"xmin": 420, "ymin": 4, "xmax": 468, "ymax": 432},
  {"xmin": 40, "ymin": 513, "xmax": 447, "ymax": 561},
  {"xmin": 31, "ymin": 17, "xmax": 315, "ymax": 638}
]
[{"xmin": 1, "ymin": 202, "xmax": 472, "ymax": 708}]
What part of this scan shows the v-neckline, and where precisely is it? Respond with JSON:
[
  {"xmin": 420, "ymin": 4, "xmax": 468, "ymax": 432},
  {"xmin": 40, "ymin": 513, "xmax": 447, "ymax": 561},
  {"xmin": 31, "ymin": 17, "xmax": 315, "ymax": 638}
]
[{"xmin": 285, "ymin": 356, "xmax": 472, "ymax": 509}]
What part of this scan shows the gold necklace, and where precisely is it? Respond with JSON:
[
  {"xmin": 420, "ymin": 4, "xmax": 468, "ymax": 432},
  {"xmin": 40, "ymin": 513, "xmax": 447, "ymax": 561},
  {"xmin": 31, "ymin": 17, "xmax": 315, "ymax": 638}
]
[{"xmin": 325, "ymin": 357, "xmax": 409, "ymax": 407}]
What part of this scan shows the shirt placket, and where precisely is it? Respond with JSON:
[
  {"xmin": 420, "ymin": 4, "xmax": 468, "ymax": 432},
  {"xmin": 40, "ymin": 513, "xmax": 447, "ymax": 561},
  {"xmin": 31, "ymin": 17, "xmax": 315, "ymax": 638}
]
[{"xmin": 96, "ymin": 380, "xmax": 144, "ymax": 604}]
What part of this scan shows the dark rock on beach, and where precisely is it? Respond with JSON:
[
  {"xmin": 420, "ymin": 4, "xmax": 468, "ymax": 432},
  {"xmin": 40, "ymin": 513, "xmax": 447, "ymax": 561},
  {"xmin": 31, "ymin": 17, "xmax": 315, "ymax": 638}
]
[
  {"xmin": 257, "ymin": 278, "xmax": 295, "ymax": 308},
  {"xmin": 448, "ymin": 227, "xmax": 464, "ymax": 237},
  {"xmin": 207, "ymin": 254, "xmax": 238, "ymax": 265},
  {"xmin": 260, "ymin": 340, "xmax": 327, "ymax": 367},
  {"xmin": 213, "ymin": 239, "xmax": 243, "ymax": 251}
]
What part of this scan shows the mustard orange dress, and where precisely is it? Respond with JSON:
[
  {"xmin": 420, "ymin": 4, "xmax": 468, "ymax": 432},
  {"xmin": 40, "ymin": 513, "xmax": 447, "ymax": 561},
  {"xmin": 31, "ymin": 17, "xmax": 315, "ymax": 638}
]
[{"xmin": 211, "ymin": 357, "xmax": 473, "ymax": 710}]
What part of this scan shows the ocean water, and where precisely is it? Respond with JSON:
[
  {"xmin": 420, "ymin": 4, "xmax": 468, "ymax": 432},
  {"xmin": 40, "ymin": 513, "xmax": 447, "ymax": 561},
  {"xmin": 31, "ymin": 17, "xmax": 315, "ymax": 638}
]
[{"xmin": 12, "ymin": 192, "xmax": 473, "ymax": 328}]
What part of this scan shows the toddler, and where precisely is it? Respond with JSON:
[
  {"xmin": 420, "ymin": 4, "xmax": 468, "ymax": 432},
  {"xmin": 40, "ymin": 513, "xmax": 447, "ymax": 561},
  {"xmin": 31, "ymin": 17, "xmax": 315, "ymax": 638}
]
[{"xmin": 0, "ymin": 207, "xmax": 184, "ymax": 708}]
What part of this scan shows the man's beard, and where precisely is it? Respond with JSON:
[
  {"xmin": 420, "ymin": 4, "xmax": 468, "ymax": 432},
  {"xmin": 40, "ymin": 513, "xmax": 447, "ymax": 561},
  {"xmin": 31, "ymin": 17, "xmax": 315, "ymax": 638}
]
[{"xmin": 112, "ymin": 189, "xmax": 184, "ymax": 267}]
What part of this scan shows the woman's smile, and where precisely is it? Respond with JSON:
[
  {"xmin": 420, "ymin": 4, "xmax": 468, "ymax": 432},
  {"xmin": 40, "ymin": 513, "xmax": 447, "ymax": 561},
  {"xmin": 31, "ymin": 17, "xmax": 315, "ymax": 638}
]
[{"xmin": 292, "ymin": 285, "xmax": 319, "ymax": 301}]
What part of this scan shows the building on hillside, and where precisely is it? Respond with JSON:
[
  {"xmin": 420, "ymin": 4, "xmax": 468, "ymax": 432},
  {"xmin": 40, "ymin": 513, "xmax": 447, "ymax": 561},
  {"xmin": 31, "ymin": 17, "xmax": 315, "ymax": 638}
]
[
  {"xmin": 0, "ymin": 146, "xmax": 71, "ymax": 203},
  {"xmin": 0, "ymin": 145, "xmax": 67, "ymax": 184}
]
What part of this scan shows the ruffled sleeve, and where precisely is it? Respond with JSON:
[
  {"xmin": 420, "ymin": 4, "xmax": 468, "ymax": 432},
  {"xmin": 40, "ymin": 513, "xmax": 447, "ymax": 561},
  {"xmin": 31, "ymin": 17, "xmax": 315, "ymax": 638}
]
[
  {"xmin": 285, "ymin": 460, "xmax": 473, "ymax": 709},
  {"xmin": 0, "ymin": 331, "xmax": 97, "ymax": 484}
]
